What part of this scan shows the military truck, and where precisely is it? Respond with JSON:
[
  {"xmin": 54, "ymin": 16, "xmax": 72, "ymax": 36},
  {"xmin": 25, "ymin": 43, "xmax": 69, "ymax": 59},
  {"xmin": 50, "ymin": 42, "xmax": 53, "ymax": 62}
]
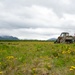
[{"xmin": 54, "ymin": 32, "xmax": 74, "ymax": 43}]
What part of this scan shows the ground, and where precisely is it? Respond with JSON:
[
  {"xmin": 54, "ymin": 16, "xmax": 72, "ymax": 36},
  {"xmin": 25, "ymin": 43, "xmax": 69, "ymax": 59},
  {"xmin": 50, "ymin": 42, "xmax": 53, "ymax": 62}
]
[{"xmin": 0, "ymin": 41, "xmax": 75, "ymax": 75}]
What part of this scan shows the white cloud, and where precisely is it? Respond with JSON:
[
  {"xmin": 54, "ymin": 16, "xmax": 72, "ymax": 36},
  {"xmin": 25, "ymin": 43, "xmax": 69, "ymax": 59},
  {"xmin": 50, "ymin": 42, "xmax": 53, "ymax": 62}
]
[
  {"xmin": 0, "ymin": 28, "xmax": 62, "ymax": 40},
  {"xmin": 0, "ymin": 5, "xmax": 60, "ymax": 29},
  {"xmin": 0, "ymin": 0, "xmax": 75, "ymax": 40},
  {"xmin": 60, "ymin": 0, "xmax": 71, "ymax": 5}
]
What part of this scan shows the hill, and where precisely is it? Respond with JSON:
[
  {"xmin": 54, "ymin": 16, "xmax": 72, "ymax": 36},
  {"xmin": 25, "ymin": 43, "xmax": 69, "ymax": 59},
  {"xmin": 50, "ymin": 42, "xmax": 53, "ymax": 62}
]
[
  {"xmin": 0, "ymin": 35, "xmax": 19, "ymax": 40},
  {"xmin": 48, "ymin": 38, "xmax": 56, "ymax": 41}
]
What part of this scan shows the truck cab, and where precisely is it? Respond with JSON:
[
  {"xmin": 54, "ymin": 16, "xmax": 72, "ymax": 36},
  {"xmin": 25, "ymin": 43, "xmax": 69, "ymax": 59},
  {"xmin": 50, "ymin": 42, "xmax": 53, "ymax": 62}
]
[
  {"xmin": 60, "ymin": 32, "xmax": 69, "ymax": 37},
  {"xmin": 55, "ymin": 32, "xmax": 73, "ymax": 43}
]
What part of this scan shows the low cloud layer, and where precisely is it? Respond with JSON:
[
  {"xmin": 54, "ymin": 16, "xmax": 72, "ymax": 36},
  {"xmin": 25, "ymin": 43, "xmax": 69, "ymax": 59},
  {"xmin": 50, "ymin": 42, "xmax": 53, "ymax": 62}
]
[{"xmin": 0, "ymin": 0, "xmax": 75, "ymax": 40}]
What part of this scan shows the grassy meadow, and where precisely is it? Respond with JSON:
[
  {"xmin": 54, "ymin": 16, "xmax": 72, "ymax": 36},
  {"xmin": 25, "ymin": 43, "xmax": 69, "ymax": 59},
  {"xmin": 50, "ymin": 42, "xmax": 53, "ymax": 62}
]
[{"xmin": 0, "ymin": 41, "xmax": 75, "ymax": 75}]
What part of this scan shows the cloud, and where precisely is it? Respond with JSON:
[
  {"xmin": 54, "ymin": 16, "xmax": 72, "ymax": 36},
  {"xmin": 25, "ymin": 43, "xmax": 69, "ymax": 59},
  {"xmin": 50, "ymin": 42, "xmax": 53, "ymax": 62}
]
[
  {"xmin": 0, "ymin": 28, "xmax": 62, "ymax": 40},
  {"xmin": 0, "ymin": 0, "xmax": 75, "ymax": 40},
  {"xmin": 0, "ymin": 4, "xmax": 60, "ymax": 29}
]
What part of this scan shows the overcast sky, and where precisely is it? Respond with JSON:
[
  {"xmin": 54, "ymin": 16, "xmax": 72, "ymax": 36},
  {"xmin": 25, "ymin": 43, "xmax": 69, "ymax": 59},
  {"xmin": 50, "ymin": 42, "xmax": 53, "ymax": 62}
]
[{"xmin": 0, "ymin": 0, "xmax": 75, "ymax": 40}]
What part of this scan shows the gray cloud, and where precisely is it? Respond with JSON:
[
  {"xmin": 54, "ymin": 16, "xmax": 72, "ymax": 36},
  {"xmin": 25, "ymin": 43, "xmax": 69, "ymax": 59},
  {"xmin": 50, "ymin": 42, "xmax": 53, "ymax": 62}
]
[
  {"xmin": 0, "ymin": 28, "xmax": 62, "ymax": 40},
  {"xmin": 0, "ymin": 0, "xmax": 75, "ymax": 40}
]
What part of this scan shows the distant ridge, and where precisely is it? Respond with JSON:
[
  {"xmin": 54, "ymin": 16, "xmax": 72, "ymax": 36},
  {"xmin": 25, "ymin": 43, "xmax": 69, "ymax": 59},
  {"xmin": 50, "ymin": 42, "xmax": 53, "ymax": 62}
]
[
  {"xmin": 0, "ymin": 35, "xmax": 19, "ymax": 40},
  {"xmin": 48, "ymin": 38, "xmax": 56, "ymax": 41}
]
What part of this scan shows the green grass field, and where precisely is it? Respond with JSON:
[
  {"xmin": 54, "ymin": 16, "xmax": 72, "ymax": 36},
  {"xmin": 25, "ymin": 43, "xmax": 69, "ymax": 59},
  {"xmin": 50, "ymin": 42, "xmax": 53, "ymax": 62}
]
[{"xmin": 0, "ymin": 41, "xmax": 75, "ymax": 75}]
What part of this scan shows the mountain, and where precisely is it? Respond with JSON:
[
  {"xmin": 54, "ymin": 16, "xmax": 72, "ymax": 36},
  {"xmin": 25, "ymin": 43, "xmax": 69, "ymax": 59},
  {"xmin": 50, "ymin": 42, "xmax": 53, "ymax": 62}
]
[
  {"xmin": 0, "ymin": 35, "xmax": 19, "ymax": 40},
  {"xmin": 48, "ymin": 38, "xmax": 56, "ymax": 41}
]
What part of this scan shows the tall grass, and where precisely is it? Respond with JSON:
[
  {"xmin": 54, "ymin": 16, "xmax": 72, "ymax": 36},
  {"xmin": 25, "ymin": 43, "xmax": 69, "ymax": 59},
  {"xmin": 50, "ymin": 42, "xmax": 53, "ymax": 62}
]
[{"xmin": 0, "ymin": 41, "xmax": 75, "ymax": 75}]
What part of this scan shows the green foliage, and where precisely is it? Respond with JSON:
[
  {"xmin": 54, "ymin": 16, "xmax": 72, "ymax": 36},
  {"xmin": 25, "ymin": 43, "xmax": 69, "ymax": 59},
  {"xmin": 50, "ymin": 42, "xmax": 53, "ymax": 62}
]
[{"xmin": 0, "ymin": 41, "xmax": 75, "ymax": 75}]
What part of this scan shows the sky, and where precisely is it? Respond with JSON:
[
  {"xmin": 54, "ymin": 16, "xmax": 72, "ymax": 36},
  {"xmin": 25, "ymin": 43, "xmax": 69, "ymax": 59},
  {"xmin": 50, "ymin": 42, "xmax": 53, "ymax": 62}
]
[{"xmin": 0, "ymin": 0, "xmax": 75, "ymax": 40}]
